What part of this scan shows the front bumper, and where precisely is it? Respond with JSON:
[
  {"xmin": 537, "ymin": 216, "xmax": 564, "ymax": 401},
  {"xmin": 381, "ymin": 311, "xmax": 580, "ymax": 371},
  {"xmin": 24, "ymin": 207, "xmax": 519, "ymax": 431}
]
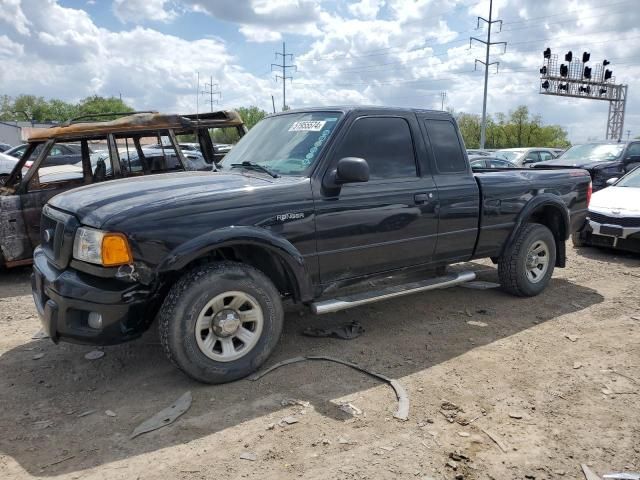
[
  {"xmin": 577, "ymin": 220, "xmax": 640, "ymax": 253},
  {"xmin": 32, "ymin": 248, "xmax": 155, "ymax": 345}
]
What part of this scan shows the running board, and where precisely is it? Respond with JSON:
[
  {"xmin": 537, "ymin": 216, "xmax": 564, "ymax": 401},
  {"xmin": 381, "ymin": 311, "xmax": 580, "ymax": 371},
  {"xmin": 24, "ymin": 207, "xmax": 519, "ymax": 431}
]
[{"xmin": 310, "ymin": 271, "xmax": 477, "ymax": 315}]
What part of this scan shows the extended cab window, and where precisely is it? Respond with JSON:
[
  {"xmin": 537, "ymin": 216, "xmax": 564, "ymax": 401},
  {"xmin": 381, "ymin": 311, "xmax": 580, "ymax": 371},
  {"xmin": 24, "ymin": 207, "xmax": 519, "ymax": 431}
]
[
  {"xmin": 333, "ymin": 117, "xmax": 417, "ymax": 179},
  {"xmin": 425, "ymin": 120, "xmax": 467, "ymax": 173}
]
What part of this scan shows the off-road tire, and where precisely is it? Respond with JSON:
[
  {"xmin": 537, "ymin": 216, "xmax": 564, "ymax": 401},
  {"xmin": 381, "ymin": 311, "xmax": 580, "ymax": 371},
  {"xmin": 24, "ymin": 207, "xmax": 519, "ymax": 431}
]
[
  {"xmin": 159, "ymin": 261, "xmax": 284, "ymax": 384},
  {"xmin": 498, "ymin": 223, "xmax": 556, "ymax": 297},
  {"xmin": 571, "ymin": 231, "xmax": 586, "ymax": 248}
]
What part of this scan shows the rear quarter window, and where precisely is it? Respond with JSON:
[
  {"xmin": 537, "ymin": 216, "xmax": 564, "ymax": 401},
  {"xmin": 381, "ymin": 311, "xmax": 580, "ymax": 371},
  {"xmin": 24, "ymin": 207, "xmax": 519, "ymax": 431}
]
[{"xmin": 424, "ymin": 120, "xmax": 467, "ymax": 173}]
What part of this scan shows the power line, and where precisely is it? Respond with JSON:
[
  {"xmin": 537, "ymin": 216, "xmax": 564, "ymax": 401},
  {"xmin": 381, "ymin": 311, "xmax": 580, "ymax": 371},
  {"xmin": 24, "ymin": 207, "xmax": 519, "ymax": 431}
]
[
  {"xmin": 271, "ymin": 42, "xmax": 296, "ymax": 111},
  {"xmin": 471, "ymin": 0, "xmax": 506, "ymax": 149},
  {"xmin": 200, "ymin": 76, "xmax": 221, "ymax": 112}
]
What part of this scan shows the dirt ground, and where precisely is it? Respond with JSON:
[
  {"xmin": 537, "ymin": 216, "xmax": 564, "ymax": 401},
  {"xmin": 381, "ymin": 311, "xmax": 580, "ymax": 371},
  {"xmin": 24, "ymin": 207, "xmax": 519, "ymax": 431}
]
[{"xmin": 0, "ymin": 245, "xmax": 639, "ymax": 480}]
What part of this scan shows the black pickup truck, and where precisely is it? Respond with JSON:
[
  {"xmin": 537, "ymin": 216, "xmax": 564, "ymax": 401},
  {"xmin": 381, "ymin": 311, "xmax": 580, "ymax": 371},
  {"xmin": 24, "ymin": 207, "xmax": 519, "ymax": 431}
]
[{"xmin": 32, "ymin": 107, "xmax": 591, "ymax": 383}]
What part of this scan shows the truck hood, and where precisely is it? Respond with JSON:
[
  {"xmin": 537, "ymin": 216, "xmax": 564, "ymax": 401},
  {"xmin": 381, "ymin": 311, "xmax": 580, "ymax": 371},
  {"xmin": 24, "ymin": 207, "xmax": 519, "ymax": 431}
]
[
  {"xmin": 590, "ymin": 185, "xmax": 640, "ymax": 214},
  {"xmin": 49, "ymin": 171, "xmax": 277, "ymax": 228},
  {"xmin": 534, "ymin": 159, "xmax": 618, "ymax": 170}
]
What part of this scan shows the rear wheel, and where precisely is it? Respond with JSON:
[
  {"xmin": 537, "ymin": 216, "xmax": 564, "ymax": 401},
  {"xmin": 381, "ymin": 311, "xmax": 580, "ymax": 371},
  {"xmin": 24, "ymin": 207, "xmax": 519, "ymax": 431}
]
[
  {"xmin": 498, "ymin": 223, "xmax": 556, "ymax": 297},
  {"xmin": 159, "ymin": 261, "xmax": 284, "ymax": 384}
]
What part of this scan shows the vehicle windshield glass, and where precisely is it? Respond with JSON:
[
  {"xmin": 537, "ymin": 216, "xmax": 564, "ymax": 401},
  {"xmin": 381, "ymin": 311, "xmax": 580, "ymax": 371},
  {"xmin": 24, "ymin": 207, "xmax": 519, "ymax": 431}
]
[
  {"xmin": 616, "ymin": 168, "xmax": 640, "ymax": 188},
  {"xmin": 219, "ymin": 111, "xmax": 342, "ymax": 176},
  {"xmin": 495, "ymin": 151, "xmax": 523, "ymax": 161},
  {"xmin": 559, "ymin": 143, "xmax": 624, "ymax": 162}
]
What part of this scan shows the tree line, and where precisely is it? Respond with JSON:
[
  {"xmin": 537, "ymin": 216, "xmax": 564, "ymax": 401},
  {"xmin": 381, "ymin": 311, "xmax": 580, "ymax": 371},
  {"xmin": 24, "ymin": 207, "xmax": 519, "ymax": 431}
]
[
  {"xmin": 0, "ymin": 94, "xmax": 133, "ymax": 123},
  {"xmin": 454, "ymin": 105, "xmax": 570, "ymax": 149},
  {"xmin": 1, "ymin": 95, "xmax": 569, "ymax": 148}
]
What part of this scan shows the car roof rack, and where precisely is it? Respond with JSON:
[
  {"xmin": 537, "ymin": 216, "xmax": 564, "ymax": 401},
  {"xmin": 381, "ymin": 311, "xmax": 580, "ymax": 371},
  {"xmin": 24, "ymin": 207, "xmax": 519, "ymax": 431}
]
[{"xmin": 61, "ymin": 111, "xmax": 159, "ymax": 127}]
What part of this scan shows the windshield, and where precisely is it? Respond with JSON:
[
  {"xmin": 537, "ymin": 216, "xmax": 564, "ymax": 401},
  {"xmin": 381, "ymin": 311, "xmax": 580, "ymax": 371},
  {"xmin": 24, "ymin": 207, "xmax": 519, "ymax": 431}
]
[
  {"xmin": 219, "ymin": 111, "xmax": 342, "ymax": 176},
  {"xmin": 495, "ymin": 150, "xmax": 524, "ymax": 161},
  {"xmin": 616, "ymin": 167, "xmax": 640, "ymax": 188},
  {"xmin": 559, "ymin": 143, "xmax": 624, "ymax": 163}
]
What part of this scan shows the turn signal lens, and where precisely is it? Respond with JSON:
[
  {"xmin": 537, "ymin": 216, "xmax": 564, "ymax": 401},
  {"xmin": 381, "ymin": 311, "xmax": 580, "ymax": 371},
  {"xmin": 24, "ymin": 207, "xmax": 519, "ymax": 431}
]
[
  {"xmin": 101, "ymin": 233, "xmax": 132, "ymax": 266},
  {"xmin": 586, "ymin": 181, "xmax": 592, "ymax": 207}
]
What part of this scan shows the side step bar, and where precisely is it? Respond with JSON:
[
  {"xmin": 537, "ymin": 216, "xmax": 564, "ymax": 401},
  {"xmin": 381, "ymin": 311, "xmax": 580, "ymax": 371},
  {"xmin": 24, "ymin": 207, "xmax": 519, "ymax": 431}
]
[{"xmin": 310, "ymin": 271, "xmax": 477, "ymax": 315}]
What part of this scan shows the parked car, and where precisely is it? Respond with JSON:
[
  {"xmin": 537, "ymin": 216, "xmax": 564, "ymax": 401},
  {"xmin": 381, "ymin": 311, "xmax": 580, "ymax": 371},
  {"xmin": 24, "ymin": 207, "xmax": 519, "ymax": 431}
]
[
  {"xmin": 0, "ymin": 110, "xmax": 245, "ymax": 268},
  {"xmin": 535, "ymin": 141, "xmax": 640, "ymax": 191},
  {"xmin": 0, "ymin": 151, "xmax": 21, "ymax": 182},
  {"xmin": 31, "ymin": 106, "xmax": 591, "ymax": 383},
  {"xmin": 469, "ymin": 156, "xmax": 517, "ymax": 169},
  {"xmin": 495, "ymin": 148, "xmax": 559, "ymax": 167},
  {"xmin": 466, "ymin": 149, "xmax": 492, "ymax": 157},
  {"xmin": 572, "ymin": 166, "xmax": 640, "ymax": 253},
  {"xmin": 0, "ymin": 143, "xmax": 12, "ymax": 153},
  {"xmin": 5, "ymin": 142, "xmax": 86, "ymax": 165}
]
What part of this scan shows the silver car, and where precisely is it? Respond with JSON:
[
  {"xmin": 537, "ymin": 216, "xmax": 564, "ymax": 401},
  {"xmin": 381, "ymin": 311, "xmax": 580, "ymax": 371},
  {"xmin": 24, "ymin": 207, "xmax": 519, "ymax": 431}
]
[
  {"xmin": 495, "ymin": 148, "xmax": 559, "ymax": 167},
  {"xmin": 0, "ymin": 151, "xmax": 20, "ymax": 183}
]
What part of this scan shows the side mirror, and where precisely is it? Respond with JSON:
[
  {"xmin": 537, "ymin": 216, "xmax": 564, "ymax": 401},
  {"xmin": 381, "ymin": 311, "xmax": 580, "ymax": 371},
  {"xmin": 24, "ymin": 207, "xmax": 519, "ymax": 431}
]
[
  {"xmin": 332, "ymin": 157, "xmax": 369, "ymax": 185},
  {"xmin": 523, "ymin": 159, "xmax": 534, "ymax": 165},
  {"xmin": 606, "ymin": 177, "xmax": 619, "ymax": 186}
]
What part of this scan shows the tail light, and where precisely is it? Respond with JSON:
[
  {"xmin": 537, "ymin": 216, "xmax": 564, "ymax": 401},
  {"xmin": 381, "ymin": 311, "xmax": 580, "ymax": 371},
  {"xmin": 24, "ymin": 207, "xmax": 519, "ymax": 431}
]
[
  {"xmin": 586, "ymin": 181, "xmax": 592, "ymax": 207},
  {"xmin": 24, "ymin": 161, "xmax": 33, "ymax": 169}
]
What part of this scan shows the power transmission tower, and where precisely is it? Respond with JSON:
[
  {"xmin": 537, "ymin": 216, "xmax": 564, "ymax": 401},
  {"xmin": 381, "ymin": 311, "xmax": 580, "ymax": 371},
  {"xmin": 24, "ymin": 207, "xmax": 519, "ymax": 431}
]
[
  {"xmin": 470, "ymin": 0, "xmax": 506, "ymax": 149},
  {"xmin": 440, "ymin": 91, "xmax": 447, "ymax": 110},
  {"xmin": 271, "ymin": 42, "xmax": 296, "ymax": 111},
  {"xmin": 201, "ymin": 76, "xmax": 221, "ymax": 112}
]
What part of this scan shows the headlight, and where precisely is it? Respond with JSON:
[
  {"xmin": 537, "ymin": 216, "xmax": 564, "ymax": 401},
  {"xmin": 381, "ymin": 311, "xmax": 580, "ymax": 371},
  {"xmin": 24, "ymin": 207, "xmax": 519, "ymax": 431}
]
[{"xmin": 73, "ymin": 227, "xmax": 133, "ymax": 266}]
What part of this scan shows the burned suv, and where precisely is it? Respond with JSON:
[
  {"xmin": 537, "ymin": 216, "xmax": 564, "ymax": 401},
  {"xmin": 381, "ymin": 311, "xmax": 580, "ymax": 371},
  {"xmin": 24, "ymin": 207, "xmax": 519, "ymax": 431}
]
[{"xmin": 0, "ymin": 111, "xmax": 245, "ymax": 268}]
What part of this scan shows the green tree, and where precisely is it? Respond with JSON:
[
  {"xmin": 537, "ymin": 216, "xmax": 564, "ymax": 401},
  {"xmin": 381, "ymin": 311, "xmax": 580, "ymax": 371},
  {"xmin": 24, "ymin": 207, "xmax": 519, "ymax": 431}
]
[
  {"xmin": 76, "ymin": 95, "xmax": 133, "ymax": 120},
  {"xmin": 212, "ymin": 106, "xmax": 267, "ymax": 144}
]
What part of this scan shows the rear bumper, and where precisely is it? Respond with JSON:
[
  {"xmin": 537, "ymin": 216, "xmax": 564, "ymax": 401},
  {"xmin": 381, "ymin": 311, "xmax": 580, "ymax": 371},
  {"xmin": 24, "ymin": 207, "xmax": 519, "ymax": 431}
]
[{"xmin": 32, "ymin": 248, "xmax": 154, "ymax": 345}]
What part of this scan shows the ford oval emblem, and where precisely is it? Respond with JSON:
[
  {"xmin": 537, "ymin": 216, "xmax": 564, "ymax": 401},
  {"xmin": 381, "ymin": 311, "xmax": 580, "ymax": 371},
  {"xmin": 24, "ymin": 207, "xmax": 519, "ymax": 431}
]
[{"xmin": 43, "ymin": 229, "xmax": 54, "ymax": 243}]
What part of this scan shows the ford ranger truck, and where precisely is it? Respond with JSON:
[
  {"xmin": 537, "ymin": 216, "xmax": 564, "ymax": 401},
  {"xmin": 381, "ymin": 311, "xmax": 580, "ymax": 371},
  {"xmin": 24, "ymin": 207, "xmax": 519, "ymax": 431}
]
[{"xmin": 31, "ymin": 107, "xmax": 592, "ymax": 383}]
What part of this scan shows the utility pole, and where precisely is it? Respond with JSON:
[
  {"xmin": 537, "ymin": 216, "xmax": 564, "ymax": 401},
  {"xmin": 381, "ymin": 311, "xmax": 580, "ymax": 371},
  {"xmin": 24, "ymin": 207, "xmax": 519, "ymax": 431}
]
[
  {"xmin": 271, "ymin": 42, "xmax": 296, "ymax": 111},
  {"xmin": 201, "ymin": 76, "xmax": 221, "ymax": 112},
  {"xmin": 471, "ymin": 0, "xmax": 506, "ymax": 149},
  {"xmin": 627, "ymin": 130, "xmax": 631, "ymax": 141},
  {"xmin": 440, "ymin": 91, "xmax": 447, "ymax": 111},
  {"xmin": 271, "ymin": 95, "xmax": 276, "ymax": 114}
]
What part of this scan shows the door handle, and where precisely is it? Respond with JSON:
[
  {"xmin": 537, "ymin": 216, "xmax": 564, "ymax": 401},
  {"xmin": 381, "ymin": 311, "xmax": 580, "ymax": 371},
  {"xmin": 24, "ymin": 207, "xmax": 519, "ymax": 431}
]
[{"xmin": 414, "ymin": 192, "xmax": 433, "ymax": 204}]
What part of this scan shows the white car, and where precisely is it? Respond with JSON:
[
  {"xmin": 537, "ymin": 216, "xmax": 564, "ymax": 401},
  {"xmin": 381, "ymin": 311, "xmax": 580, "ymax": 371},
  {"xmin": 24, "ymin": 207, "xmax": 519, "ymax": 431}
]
[
  {"xmin": 573, "ymin": 167, "xmax": 640, "ymax": 253},
  {"xmin": 0, "ymin": 151, "xmax": 21, "ymax": 184}
]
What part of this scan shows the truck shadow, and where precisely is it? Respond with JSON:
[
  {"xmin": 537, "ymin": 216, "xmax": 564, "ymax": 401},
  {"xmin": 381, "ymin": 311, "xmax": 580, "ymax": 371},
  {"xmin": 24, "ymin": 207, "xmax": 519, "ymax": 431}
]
[
  {"xmin": 573, "ymin": 245, "xmax": 640, "ymax": 267},
  {"xmin": 0, "ymin": 264, "xmax": 604, "ymax": 476},
  {"xmin": 0, "ymin": 265, "xmax": 31, "ymax": 299}
]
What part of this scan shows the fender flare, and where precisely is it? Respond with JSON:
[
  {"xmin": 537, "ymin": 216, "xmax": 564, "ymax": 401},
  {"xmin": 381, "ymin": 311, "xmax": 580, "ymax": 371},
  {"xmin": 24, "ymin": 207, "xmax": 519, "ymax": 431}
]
[
  {"xmin": 501, "ymin": 194, "xmax": 570, "ymax": 262},
  {"xmin": 156, "ymin": 226, "xmax": 314, "ymax": 302}
]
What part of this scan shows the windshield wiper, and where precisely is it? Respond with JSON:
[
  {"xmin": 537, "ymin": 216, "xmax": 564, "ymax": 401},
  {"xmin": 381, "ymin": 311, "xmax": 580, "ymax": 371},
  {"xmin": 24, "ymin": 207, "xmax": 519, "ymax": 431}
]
[{"xmin": 230, "ymin": 161, "xmax": 279, "ymax": 178}]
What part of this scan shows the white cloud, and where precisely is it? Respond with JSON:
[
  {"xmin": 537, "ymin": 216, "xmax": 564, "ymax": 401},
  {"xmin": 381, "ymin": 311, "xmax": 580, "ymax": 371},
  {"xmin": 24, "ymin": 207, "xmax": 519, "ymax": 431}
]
[
  {"xmin": 112, "ymin": 0, "xmax": 178, "ymax": 24},
  {"xmin": 2, "ymin": 0, "xmax": 639, "ymax": 142},
  {"xmin": 348, "ymin": 0, "xmax": 385, "ymax": 20}
]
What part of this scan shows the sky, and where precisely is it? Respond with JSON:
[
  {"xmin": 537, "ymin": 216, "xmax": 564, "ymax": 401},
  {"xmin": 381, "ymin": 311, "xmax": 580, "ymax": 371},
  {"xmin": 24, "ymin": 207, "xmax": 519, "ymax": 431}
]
[{"xmin": 0, "ymin": 0, "xmax": 638, "ymax": 142}]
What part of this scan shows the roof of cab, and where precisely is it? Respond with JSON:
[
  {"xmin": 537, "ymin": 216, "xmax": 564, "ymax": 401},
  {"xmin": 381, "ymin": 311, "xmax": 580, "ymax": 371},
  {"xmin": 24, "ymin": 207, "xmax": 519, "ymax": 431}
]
[
  {"xmin": 27, "ymin": 110, "xmax": 244, "ymax": 142},
  {"xmin": 270, "ymin": 105, "xmax": 453, "ymax": 117}
]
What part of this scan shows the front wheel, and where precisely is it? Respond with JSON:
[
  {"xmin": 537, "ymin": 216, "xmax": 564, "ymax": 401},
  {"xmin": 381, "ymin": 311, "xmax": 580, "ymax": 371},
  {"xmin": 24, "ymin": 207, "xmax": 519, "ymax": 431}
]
[
  {"xmin": 159, "ymin": 261, "xmax": 284, "ymax": 384},
  {"xmin": 498, "ymin": 223, "xmax": 556, "ymax": 297}
]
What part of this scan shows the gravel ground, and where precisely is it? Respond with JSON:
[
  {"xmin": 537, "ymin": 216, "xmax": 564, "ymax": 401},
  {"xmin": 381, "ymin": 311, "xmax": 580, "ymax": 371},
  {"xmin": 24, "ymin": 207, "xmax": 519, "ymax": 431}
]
[{"xmin": 0, "ymin": 245, "xmax": 639, "ymax": 480}]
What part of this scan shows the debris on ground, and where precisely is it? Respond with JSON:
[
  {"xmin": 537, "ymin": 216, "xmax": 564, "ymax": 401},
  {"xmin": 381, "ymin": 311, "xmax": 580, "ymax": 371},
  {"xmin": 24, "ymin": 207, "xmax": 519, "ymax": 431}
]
[
  {"xmin": 31, "ymin": 330, "xmax": 49, "ymax": 340},
  {"xmin": 603, "ymin": 473, "xmax": 640, "ymax": 479},
  {"xmin": 458, "ymin": 431, "xmax": 470, "ymax": 437},
  {"xmin": 105, "ymin": 410, "xmax": 117, "ymax": 417},
  {"xmin": 508, "ymin": 412, "xmax": 525, "ymax": 419},
  {"xmin": 582, "ymin": 464, "xmax": 602, "ymax": 480},
  {"xmin": 130, "ymin": 391, "xmax": 192, "ymax": 439},
  {"xmin": 280, "ymin": 416, "xmax": 299, "ymax": 426},
  {"xmin": 302, "ymin": 321, "xmax": 364, "ymax": 340},
  {"xmin": 467, "ymin": 320, "xmax": 488, "ymax": 327},
  {"xmin": 265, "ymin": 423, "xmax": 275, "ymax": 430},
  {"xmin": 338, "ymin": 402, "xmax": 362, "ymax": 416},
  {"xmin": 32, "ymin": 353, "xmax": 45, "ymax": 360},
  {"xmin": 440, "ymin": 400, "xmax": 464, "ymax": 423},
  {"xmin": 249, "ymin": 355, "xmax": 410, "ymax": 421},
  {"xmin": 239, "ymin": 452, "xmax": 257, "ymax": 461},
  {"xmin": 32, "ymin": 420, "xmax": 54, "ymax": 430},
  {"xmin": 281, "ymin": 398, "xmax": 311, "ymax": 408},
  {"xmin": 565, "ymin": 334, "xmax": 579, "ymax": 342},
  {"xmin": 480, "ymin": 428, "xmax": 508, "ymax": 453},
  {"xmin": 573, "ymin": 362, "xmax": 583, "ymax": 369},
  {"xmin": 84, "ymin": 350, "xmax": 105, "ymax": 360},
  {"xmin": 77, "ymin": 409, "xmax": 96, "ymax": 418},
  {"xmin": 461, "ymin": 280, "xmax": 500, "ymax": 290}
]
